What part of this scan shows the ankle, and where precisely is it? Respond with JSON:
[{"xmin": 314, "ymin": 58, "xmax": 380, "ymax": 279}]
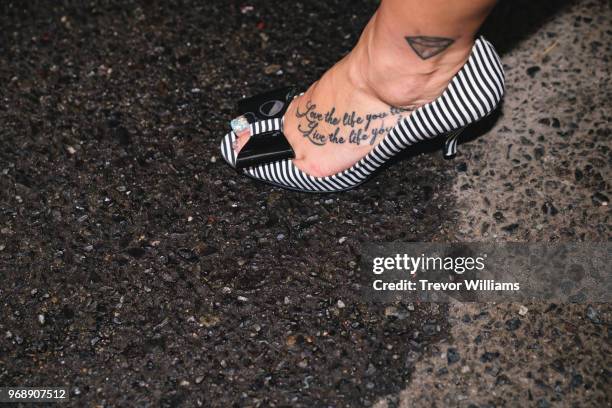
[{"xmin": 347, "ymin": 12, "xmax": 474, "ymax": 108}]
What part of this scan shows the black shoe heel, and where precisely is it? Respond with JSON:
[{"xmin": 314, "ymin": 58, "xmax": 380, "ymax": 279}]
[{"xmin": 443, "ymin": 127, "xmax": 466, "ymax": 160}]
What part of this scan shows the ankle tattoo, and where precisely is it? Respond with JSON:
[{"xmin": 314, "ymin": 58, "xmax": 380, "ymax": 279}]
[
  {"xmin": 295, "ymin": 101, "xmax": 414, "ymax": 147},
  {"xmin": 405, "ymin": 36, "xmax": 454, "ymax": 60}
]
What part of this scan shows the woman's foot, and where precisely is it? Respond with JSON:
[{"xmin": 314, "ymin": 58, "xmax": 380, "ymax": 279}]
[{"xmin": 234, "ymin": 10, "xmax": 475, "ymax": 177}]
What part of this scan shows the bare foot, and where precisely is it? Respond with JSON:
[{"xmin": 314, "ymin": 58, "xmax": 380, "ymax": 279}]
[{"xmin": 234, "ymin": 11, "xmax": 473, "ymax": 177}]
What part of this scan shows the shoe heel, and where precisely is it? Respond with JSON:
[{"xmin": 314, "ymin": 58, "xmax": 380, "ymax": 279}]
[{"xmin": 443, "ymin": 127, "xmax": 466, "ymax": 160}]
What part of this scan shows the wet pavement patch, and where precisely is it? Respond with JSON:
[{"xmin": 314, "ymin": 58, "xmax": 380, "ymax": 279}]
[{"xmin": 0, "ymin": 0, "xmax": 460, "ymax": 406}]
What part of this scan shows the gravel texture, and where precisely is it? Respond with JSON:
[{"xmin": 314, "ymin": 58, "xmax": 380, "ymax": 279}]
[
  {"xmin": 0, "ymin": 0, "xmax": 610, "ymax": 407},
  {"xmin": 390, "ymin": 303, "xmax": 610, "ymax": 407},
  {"xmin": 454, "ymin": 0, "xmax": 611, "ymax": 242},
  {"xmin": 1, "ymin": 1, "xmax": 454, "ymax": 406},
  {"xmin": 382, "ymin": 1, "xmax": 612, "ymax": 407}
]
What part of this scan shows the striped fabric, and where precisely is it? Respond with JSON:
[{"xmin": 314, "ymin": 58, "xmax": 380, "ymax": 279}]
[{"xmin": 220, "ymin": 36, "xmax": 505, "ymax": 193}]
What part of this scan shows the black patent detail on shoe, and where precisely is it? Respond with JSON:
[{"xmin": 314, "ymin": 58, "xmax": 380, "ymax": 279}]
[
  {"xmin": 237, "ymin": 86, "xmax": 296, "ymax": 122},
  {"xmin": 241, "ymin": 112, "xmax": 259, "ymax": 123},
  {"xmin": 260, "ymin": 99, "xmax": 285, "ymax": 117},
  {"xmin": 235, "ymin": 130, "xmax": 295, "ymax": 170},
  {"xmin": 405, "ymin": 36, "xmax": 454, "ymax": 60}
]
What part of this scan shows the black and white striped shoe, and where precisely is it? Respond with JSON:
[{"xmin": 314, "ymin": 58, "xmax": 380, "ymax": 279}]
[{"xmin": 220, "ymin": 36, "xmax": 505, "ymax": 193}]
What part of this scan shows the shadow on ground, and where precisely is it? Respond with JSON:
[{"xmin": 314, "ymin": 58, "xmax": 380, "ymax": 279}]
[{"xmin": 480, "ymin": 0, "xmax": 577, "ymax": 55}]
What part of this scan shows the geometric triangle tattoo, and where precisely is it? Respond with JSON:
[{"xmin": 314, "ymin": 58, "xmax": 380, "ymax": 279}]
[{"xmin": 405, "ymin": 36, "xmax": 455, "ymax": 60}]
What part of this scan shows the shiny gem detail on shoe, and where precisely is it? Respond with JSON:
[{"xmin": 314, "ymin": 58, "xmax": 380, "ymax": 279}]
[{"xmin": 231, "ymin": 115, "xmax": 251, "ymax": 138}]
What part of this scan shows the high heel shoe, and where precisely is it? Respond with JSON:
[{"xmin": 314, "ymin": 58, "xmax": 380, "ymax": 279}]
[{"xmin": 220, "ymin": 36, "xmax": 505, "ymax": 193}]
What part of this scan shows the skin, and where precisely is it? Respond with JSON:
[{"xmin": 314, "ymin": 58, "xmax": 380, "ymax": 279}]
[{"xmin": 234, "ymin": 0, "xmax": 497, "ymax": 177}]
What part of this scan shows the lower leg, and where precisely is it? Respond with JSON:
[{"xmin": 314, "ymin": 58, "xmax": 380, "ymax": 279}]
[{"xmin": 356, "ymin": 0, "xmax": 498, "ymax": 107}]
